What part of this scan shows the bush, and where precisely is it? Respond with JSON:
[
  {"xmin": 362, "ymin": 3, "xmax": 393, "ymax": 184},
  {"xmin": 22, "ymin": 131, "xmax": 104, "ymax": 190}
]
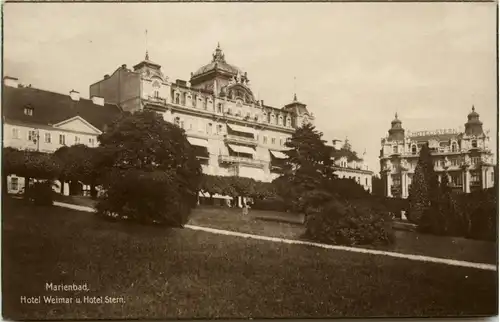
[
  {"xmin": 27, "ymin": 181, "xmax": 55, "ymax": 206},
  {"xmin": 461, "ymin": 189, "xmax": 497, "ymax": 241},
  {"xmin": 304, "ymin": 198, "xmax": 395, "ymax": 246},
  {"xmin": 96, "ymin": 169, "xmax": 194, "ymax": 227},
  {"xmin": 417, "ymin": 189, "xmax": 497, "ymax": 241}
]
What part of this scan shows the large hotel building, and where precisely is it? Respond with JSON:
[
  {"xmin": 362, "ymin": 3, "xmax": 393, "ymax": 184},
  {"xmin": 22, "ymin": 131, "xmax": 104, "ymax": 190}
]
[
  {"xmin": 379, "ymin": 109, "xmax": 495, "ymax": 198},
  {"xmin": 89, "ymin": 44, "xmax": 314, "ymax": 183}
]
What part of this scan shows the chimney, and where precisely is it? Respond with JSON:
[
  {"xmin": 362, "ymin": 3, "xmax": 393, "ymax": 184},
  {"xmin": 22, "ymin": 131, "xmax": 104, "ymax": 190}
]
[
  {"xmin": 261, "ymin": 100, "xmax": 264, "ymax": 106},
  {"xmin": 104, "ymin": 74, "xmax": 110, "ymax": 79},
  {"xmin": 4, "ymin": 76, "xmax": 19, "ymax": 88},
  {"xmin": 121, "ymin": 64, "xmax": 127, "ymax": 69},
  {"xmin": 332, "ymin": 139, "xmax": 342, "ymax": 150},
  {"xmin": 69, "ymin": 89, "xmax": 80, "ymax": 101},
  {"xmin": 91, "ymin": 96, "xmax": 105, "ymax": 106}
]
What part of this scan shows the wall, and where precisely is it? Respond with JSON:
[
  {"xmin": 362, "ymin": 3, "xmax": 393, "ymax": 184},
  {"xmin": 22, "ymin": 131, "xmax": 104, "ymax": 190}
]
[
  {"xmin": 89, "ymin": 68, "xmax": 141, "ymax": 111},
  {"xmin": 5, "ymin": 123, "xmax": 98, "ymax": 153}
]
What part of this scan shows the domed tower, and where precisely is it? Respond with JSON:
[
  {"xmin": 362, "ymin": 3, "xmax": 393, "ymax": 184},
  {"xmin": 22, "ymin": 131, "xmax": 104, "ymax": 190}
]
[
  {"xmin": 388, "ymin": 113, "xmax": 405, "ymax": 141},
  {"xmin": 464, "ymin": 105, "xmax": 484, "ymax": 136},
  {"xmin": 190, "ymin": 43, "xmax": 250, "ymax": 98}
]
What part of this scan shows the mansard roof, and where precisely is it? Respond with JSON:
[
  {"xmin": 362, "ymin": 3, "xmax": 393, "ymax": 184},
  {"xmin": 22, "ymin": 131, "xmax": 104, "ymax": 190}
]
[{"xmin": 3, "ymin": 85, "xmax": 121, "ymax": 131}]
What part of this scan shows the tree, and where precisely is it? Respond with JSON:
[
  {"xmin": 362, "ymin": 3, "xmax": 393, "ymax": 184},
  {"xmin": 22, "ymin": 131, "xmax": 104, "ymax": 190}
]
[
  {"xmin": 3, "ymin": 147, "xmax": 61, "ymax": 198},
  {"xmin": 54, "ymin": 145, "xmax": 102, "ymax": 197},
  {"xmin": 407, "ymin": 143, "xmax": 439, "ymax": 223},
  {"xmin": 281, "ymin": 123, "xmax": 335, "ymax": 213},
  {"xmin": 96, "ymin": 110, "xmax": 202, "ymax": 225},
  {"xmin": 372, "ymin": 175, "xmax": 385, "ymax": 197}
]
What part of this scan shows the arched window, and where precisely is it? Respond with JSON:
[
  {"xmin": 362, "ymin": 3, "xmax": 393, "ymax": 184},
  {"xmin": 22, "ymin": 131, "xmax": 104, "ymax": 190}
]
[
  {"xmin": 175, "ymin": 93, "xmax": 180, "ymax": 104},
  {"xmin": 393, "ymin": 146, "xmax": 398, "ymax": 154},
  {"xmin": 411, "ymin": 145, "xmax": 417, "ymax": 155},
  {"xmin": 471, "ymin": 140, "xmax": 478, "ymax": 148},
  {"xmin": 174, "ymin": 117, "xmax": 180, "ymax": 127},
  {"xmin": 451, "ymin": 142, "xmax": 458, "ymax": 152},
  {"xmin": 193, "ymin": 95, "xmax": 197, "ymax": 107},
  {"xmin": 279, "ymin": 115, "xmax": 283, "ymax": 126},
  {"xmin": 217, "ymin": 124, "xmax": 223, "ymax": 134},
  {"xmin": 286, "ymin": 117, "xmax": 291, "ymax": 127},
  {"xmin": 217, "ymin": 103, "xmax": 222, "ymax": 113},
  {"xmin": 154, "ymin": 90, "xmax": 159, "ymax": 98},
  {"xmin": 263, "ymin": 112, "xmax": 267, "ymax": 123},
  {"xmin": 271, "ymin": 114, "xmax": 275, "ymax": 124}
]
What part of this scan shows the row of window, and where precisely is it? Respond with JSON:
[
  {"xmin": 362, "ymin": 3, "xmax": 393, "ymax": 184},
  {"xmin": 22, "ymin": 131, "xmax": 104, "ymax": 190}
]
[
  {"xmin": 393, "ymin": 140, "xmax": 477, "ymax": 155},
  {"xmin": 11, "ymin": 128, "xmax": 95, "ymax": 147},
  {"xmin": 171, "ymin": 90, "xmax": 294, "ymax": 128}
]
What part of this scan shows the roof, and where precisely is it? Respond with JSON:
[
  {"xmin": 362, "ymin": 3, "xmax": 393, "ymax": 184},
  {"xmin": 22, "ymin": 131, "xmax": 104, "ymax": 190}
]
[
  {"xmin": 191, "ymin": 44, "xmax": 243, "ymax": 79},
  {"xmin": 329, "ymin": 146, "xmax": 363, "ymax": 162},
  {"xmin": 3, "ymin": 85, "xmax": 122, "ymax": 131},
  {"xmin": 192, "ymin": 61, "xmax": 242, "ymax": 78}
]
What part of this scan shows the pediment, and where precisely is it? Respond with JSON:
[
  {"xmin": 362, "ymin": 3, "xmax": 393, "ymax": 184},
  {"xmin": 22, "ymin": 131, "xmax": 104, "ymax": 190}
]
[{"xmin": 53, "ymin": 116, "xmax": 102, "ymax": 135}]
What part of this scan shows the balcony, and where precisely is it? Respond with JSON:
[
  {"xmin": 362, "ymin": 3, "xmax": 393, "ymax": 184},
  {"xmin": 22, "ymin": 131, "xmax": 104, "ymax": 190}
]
[
  {"xmin": 223, "ymin": 134, "xmax": 257, "ymax": 146},
  {"xmin": 145, "ymin": 96, "xmax": 167, "ymax": 106},
  {"xmin": 218, "ymin": 155, "xmax": 266, "ymax": 168}
]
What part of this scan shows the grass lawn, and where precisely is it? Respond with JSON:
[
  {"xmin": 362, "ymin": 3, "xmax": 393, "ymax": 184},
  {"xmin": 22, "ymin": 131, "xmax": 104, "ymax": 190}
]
[
  {"xmin": 2, "ymin": 197, "xmax": 498, "ymax": 319},
  {"xmin": 189, "ymin": 206, "xmax": 498, "ymax": 265}
]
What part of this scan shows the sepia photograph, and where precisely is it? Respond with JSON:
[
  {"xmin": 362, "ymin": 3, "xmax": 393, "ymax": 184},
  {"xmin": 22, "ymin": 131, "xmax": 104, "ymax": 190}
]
[{"xmin": 2, "ymin": 2, "xmax": 498, "ymax": 320}]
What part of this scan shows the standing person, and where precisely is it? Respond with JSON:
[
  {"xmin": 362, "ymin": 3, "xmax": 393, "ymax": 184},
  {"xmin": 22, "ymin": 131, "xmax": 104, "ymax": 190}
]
[{"xmin": 242, "ymin": 201, "xmax": 249, "ymax": 216}]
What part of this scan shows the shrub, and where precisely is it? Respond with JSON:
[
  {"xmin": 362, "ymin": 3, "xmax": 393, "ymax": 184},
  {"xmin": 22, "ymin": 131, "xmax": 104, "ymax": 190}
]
[
  {"xmin": 26, "ymin": 181, "xmax": 55, "ymax": 206},
  {"xmin": 462, "ymin": 189, "xmax": 497, "ymax": 241},
  {"xmin": 304, "ymin": 198, "xmax": 395, "ymax": 246},
  {"xmin": 96, "ymin": 169, "xmax": 194, "ymax": 227},
  {"xmin": 417, "ymin": 189, "xmax": 497, "ymax": 241}
]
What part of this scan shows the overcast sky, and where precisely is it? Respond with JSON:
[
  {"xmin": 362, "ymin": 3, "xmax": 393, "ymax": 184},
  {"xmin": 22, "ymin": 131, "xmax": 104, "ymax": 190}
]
[{"xmin": 3, "ymin": 3, "xmax": 497, "ymax": 172}]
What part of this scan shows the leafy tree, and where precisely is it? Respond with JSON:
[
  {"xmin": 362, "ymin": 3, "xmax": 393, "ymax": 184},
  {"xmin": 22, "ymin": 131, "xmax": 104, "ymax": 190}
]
[
  {"xmin": 3, "ymin": 147, "xmax": 60, "ymax": 198},
  {"xmin": 407, "ymin": 143, "xmax": 439, "ymax": 223},
  {"xmin": 96, "ymin": 110, "xmax": 202, "ymax": 225},
  {"xmin": 54, "ymin": 145, "xmax": 103, "ymax": 197}
]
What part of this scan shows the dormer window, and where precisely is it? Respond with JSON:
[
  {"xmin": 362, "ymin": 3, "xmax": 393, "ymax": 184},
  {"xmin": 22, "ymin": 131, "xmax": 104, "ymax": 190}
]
[
  {"xmin": 393, "ymin": 146, "xmax": 398, "ymax": 154},
  {"xmin": 471, "ymin": 140, "xmax": 478, "ymax": 148},
  {"xmin": 411, "ymin": 145, "xmax": 417, "ymax": 155},
  {"xmin": 24, "ymin": 106, "xmax": 34, "ymax": 116},
  {"xmin": 451, "ymin": 142, "xmax": 458, "ymax": 152}
]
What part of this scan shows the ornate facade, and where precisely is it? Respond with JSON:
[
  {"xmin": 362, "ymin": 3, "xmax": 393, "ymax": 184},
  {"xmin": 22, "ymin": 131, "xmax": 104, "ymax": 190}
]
[
  {"xmin": 328, "ymin": 139, "xmax": 373, "ymax": 193},
  {"xmin": 89, "ymin": 44, "xmax": 314, "ymax": 182},
  {"xmin": 379, "ymin": 108, "xmax": 495, "ymax": 198}
]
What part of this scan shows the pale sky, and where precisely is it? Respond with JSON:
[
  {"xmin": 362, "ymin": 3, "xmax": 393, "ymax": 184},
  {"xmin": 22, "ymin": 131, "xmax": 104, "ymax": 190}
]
[{"xmin": 3, "ymin": 3, "xmax": 497, "ymax": 172}]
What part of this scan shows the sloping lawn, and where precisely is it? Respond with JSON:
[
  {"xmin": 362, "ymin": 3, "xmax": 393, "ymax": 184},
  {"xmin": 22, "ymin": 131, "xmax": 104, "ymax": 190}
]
[
  {"xmin": 2, "ymin": 198, "xmax": 497, "ymax": 320},
  {"xmin": 189, "ymin": 206, "xmax": 497, "ymax": 265}
]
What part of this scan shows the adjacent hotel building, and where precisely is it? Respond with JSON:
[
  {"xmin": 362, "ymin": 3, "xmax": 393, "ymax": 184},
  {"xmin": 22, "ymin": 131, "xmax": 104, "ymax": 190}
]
[{"xmin": 379, "ymin": 109, "xmax": 495, "ymax": 198}]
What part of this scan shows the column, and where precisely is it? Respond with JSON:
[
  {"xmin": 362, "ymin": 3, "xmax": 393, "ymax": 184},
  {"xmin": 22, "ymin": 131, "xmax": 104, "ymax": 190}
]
[
  {"xmin": 401, "ymin": 171, "xmax": 408, "ymax": 198},
  {"xmin": 386, "ymin": 171, "xmax": 392, "ymax": 197},
  {"xmin": 464, "ymin": 169, "xmax": 471, "ymax": 193}
]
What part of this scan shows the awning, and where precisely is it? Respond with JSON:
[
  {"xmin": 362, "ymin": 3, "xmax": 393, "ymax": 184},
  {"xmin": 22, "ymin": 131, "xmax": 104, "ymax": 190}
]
[
  {"xmin": 270, "ymin": 150, "xmax": 288, "ymax": 159},
  {"xmin": 198, "ymin": 191, "xmax": 233, "ymax": 200},
  {"xmin": 187, "ymin": 137, "xmax": 209, "ymax": 147},
  {"xmin": 198, "ymin": 191, "xmax": 210, "ymax": 198},
  {"xmin": 227, "ymin": 144, "xmax": 256, "ymax": 155},
  {"xmin": 227, "ymin": 124, "xmax": 256, "ymax": 136}
]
